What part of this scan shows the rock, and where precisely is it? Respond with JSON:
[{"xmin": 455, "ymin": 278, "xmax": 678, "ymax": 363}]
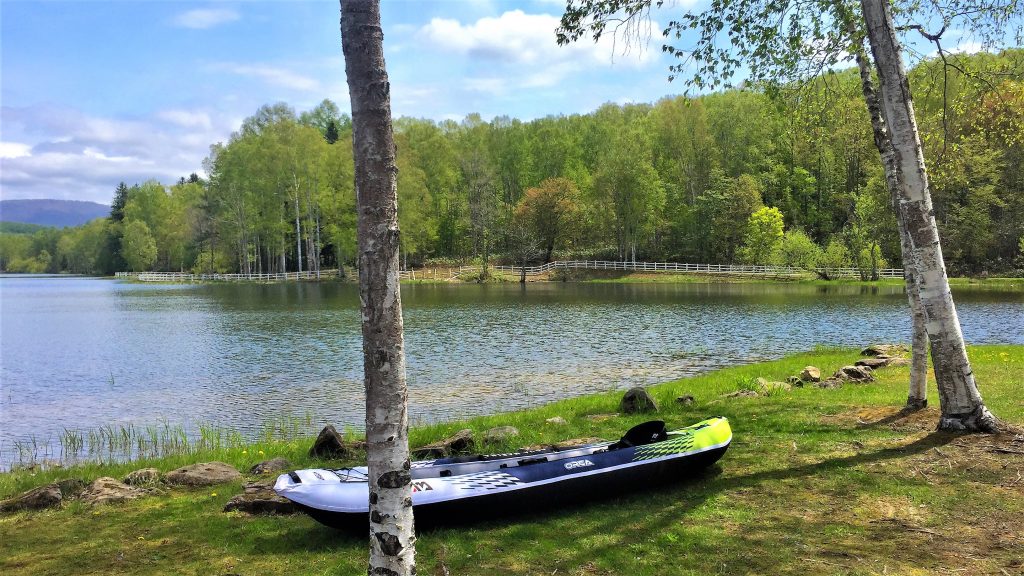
[
  {"xmin": 861, "ymin": 344, "xmax": 909, "ymax": 357},
  {"xmin": 585, "ymin": 413, "xmax": 617, "ymax": 422},
  {"xmin": 223, "ymin": 482, "xmax": 296, "ymax": 515},
  {"xmin": 855, "ymin": 357, "xmax": 890, "ymax": 369},
  {"xmin": 1, "ymin": 484, "xmax": 62, "ymax": 513},
  {"xmin": 886, "ymin": 357, "xmax": 911, "ymax": 367},
  {"xmin": 786, "ymin": 376, "xmax": 803, "ymax": 387},
  {"xmin": 800, "ymin": 366, "xmax": 821, "ymax": 382},
  {"xmin": 80, "ymin": 477, "xmax": 146, "ymax": 505},
  {"xmin": 835, "ymin": 365, "xmax": 875, "ymax": 383},
  {"xmin": 249, "ymin": 457, "xmax": 291, "ymax": 475},
  {"xmin": 545, "ymin": 416, "xmax": 567, "ymax": 425},
  {"xmin": 725, "ymin": 389, "xmax": 760, "ymax": 398},
  {"xmin": 675, "ymin": 394, "xmax": 695, "ymax": 405},
  {"xmin": 757, "ymin": 380, "xmax": 792, "ymax": 395},
  {"xmin": 482, "ymin": 426, "xmax": 519, "ymax": 444},
  {"xmin": 165, "ymin": 462, "xmax": 242, "ymax": 487},
  {"xmin": 309, "ymin": 425, "xmax": 352, "ymax": 459},
  {"xmin": 815, "ymin": 378, "xmax": 844, "ymax": 389},
  {"xmin": 619, "ymin": 387, "xmax": 658, "ymax": 414},
  {"xmin": 411, "ymin": 429, "xmax": 474, "ymax": 459},
  {"xmin": 124, "ymin": 468, "xmax": 161, "ymax": 486}
]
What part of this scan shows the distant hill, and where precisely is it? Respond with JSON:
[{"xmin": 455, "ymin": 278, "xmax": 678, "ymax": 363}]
[{"xmin": 0, "ymin": 199, "xmax": 110, "ymax": 228}]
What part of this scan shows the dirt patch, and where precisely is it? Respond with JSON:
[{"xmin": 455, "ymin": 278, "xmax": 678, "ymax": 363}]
[{"xmin": 822, "ymin": 405, "xmax": 943, "ymax": 432}]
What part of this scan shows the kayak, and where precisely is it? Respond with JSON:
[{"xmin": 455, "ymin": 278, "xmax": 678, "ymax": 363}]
[{"xmin": 274, "ymin": 417, "xmax": 731, "ymax": 528}]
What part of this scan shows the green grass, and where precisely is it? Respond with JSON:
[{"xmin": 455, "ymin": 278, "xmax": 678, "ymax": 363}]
[{"xmin": 3, "ymin": 345, "xmax": 1023, "ymax": 575}]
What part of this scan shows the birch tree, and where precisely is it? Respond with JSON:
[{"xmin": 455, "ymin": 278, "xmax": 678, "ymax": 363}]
[
  {"xmin": 340, "ymin": 1, "xmax": 416, "ymax": 575},
  {"xmin": 557, "ymin": 0, "xmax": 1020, "ymax": 430}
]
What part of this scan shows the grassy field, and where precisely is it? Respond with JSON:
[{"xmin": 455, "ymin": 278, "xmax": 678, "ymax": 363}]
[{"xmin": 2, "ymin": 345, "xmax": 1022, "ymax": 575}]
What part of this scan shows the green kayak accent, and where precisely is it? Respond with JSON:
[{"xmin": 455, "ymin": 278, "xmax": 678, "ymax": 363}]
[{"xmin": 633, "ymin": 417, "xmax": 731, "ymax": 461}]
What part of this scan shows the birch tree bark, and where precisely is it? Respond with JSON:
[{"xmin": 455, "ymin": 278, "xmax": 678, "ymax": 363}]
[
  {"xmin": 860, "ymin": 0, "xmax": 998, "ymax": 431},
  {"xmin": 340, "ymin": 1, "xmax": 417, "ymax": 574},
  {"xmin": 849, "ymin": 35, "xmax": 929, "ymax": 410}
]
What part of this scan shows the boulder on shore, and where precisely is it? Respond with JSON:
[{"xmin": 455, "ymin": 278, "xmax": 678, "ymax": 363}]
[
  {"xmin": 250, "ymin": 457, "xmax": 291, "ymax": 475},
  {"xmin": 545, "ymin": 416, "xmax": 567, "ymax": 425},
  {"xmin": 620, "ymin": 387, "xmax": 659, "ymax": 414},
  {"xmin": 165, "ymin": 462, "xmax": 242, "ymax": 487},
  {"xmin": 835, "ymin": 365, "xmax": 874, "ymax": 383},
  {"xmin": 124, "ymin": 468, "xmax": 161, "ymax": 486},
  {"xmin": 861, "ymin": 344, "xmax": 909, "ymax": 357},
  {"xmin": 799, "ymin": 366, "xmax": 821, "ymax": 383},
  {"xmin": 482, "ymin": 426, "xmax": 519, "ymax": 444},
  {"xmin": 0, "ymin": 479, "xmax": 84, "ymax": 513},
  {"xmin": 675, "ymin": 394, "xmax": 695, "ymax": 405},
  {"xmin": 224, "ymin": 482, "xmax": 296, "ymax": 515},
  {"xmin": 412, "ymin": 429, "xmax": 474, "ymax": 459},
  {"xmin": 309, "ymin": 425, "xmax": 352, "ymax": 459},
  {"xmin": 80, "ymin": 477, "xmax": 146, "ymax": 505},
  {"xmin": 855, "ymin": 357, "xmax": 890, "ymax": 369}
]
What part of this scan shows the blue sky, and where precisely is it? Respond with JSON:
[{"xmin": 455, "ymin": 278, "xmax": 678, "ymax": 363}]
[
  {"xmin": 0, "ymin": 1, "xmax": 1005, "ymax": 205},
  {"xmin": 1, "ymin": 0, "xmax": 681, "ymax": 204}
]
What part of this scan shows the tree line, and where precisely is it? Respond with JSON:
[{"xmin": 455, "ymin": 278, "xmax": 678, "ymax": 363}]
[{"xmin": 2, "ymin": 50, "xmax": 1022, "ymax": 277}]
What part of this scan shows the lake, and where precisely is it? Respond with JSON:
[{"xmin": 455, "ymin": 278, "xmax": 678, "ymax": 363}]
[{"xmin": 1, "ymin": 275, "xmax": 1022, "ymax": 467}]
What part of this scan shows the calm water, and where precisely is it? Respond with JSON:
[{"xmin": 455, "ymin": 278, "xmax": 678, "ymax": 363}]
[{"xmin": 1, "ymin": 275, "xmax": 1022, "ymax": 466}]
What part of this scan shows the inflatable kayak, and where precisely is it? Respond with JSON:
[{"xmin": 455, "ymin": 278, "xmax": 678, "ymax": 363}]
[{"xmin": 275, "ymin": 417, "xmax": 731, "ymax": 528}]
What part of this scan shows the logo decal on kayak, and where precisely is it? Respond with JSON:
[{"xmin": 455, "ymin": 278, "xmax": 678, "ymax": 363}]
[
  {"xmin": 411, "ymin": 481, "xmax": 433, "ymax": 493},
  {"xmin": 564, "ymin": 459, "xmax": 594, "ymax": 470}
]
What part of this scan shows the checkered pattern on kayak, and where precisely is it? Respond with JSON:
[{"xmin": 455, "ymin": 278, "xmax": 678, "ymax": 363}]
[
  {"xmin": 632, "ymin": 432, "xmax": 696, "ymax": 461},
  {"xmin": 449, "ymin": 471, "xmax": 522, "ymax": 490}
]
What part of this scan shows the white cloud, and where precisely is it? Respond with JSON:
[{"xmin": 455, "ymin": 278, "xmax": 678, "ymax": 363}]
[
  {"xmin": 420, "ymin": 10, "xmax": 660, "ymax": 66},
  {"xmin": 1, "ymin": 105, "xmax": 238, "ymax": 203},
  {"xmin": 158, "ymin": 109, "xmax": 213, "ymax": 130},
  {"xmin": 417, "ymin": 10, "xmax": 660, "ymax": 96},
  {"xmin": 172, "ymin": 8, "xmax": 240, "ymax": 30},
  {"xmin": 0, "ymin": 142, "xmax": 32, "ymax": 159},
  {"xmin": 950, "ymin": 41, "xmax": 983, "ymax": 55},
  {"xmin": 220, "ymin": 64, "xmax": 321, "ymax": 92}
]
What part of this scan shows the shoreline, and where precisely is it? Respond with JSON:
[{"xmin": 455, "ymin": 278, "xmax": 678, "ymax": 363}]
[{"xmin": 2, "ymin": 345, "xmax": 1022, "ymax": 575}]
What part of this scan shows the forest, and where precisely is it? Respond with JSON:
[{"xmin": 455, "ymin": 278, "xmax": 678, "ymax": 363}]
[{"xmin": 2, "ymin": 50, "xmax": 1022, "ymax": 278}]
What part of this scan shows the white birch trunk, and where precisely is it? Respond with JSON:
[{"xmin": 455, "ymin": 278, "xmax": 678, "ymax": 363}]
[
  {"xmin": 850, "ymin": 35, "xmax": 929, "ymax": 410},
  {"xmin": 341, "ymin": 1, "xmax": 417, "ymax": 574},
  {"xmin": 861, "ymin": 0, "xmax": 997, "ymax": 431}
]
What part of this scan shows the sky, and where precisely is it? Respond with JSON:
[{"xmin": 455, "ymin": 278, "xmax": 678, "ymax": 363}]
[
  {"xmin": 0, "ymin": 1, "xmax": 1005, "ymax": 206},
  {"xmin": 1, "ymin": 0, "xmax": 682, "ymax": 205}
]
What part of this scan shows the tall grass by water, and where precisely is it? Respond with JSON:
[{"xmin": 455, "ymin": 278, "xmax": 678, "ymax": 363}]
[{"xmin": 7, "ymin": 415, "xmax": 320, "ymax": 471}]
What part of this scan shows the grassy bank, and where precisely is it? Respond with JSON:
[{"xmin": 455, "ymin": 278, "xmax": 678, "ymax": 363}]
[{"xmin": 3, "ymin": 345, "xmax": 1023, "ymax": 575}]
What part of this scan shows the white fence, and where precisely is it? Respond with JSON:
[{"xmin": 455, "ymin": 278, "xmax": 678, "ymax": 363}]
[
  {"xmin": 118, "ymin": 261, "xmax": 904, "ymax": 282},
  {"xmin": 432, "ymin": 260, "xmax": 904, "ymax": 280},
  {"xmin": 115, "ymin": 270, "xmax": 341, "ymax": 282}
]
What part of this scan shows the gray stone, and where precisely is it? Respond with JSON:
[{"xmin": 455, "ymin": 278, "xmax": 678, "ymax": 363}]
[
  {"xmin": 725, "ymin": 389, "xmax": 760, "ymax": 398},
  {"xmin": 309, "ymin": 425, "xmax": 351, "ymax": 459},
  {"xmin": 223, "ymin": 482, "xmax": 296, "ymax": 515},
  {"xmin": 165, "ymin": 462, "xmax": 242, "ymax": 487},
  {"xmin": 619, "ymin": 387, "xmax": 658, "ymax": 414},
  {"xmin": 1, "ymin": 484, "xmax": 61, "ymax": 513},
  {"xmin": 799, "ymin": 366, "xmax": 821, "ymax": 382},
  {"xmin": 411, "ymin": 429, "xmax": 474, "ymax": 459},
  {"xmin": 552, "ymin": 437, "xmax": 604, "ymax": 450},
  {"xmin": 861, "ymin": 344, "xmax": 908, "ymax": 357},
  {"xmin": 249, "ymin": 457, "xmax": 291, "ymax": 475},
  {"xmin": 675, "ymin": 394, "xmax": 695, "ymax": 405},
  {"xmin": 815, "ymin": 377, "xmax": 844, "ymax": 389},
  {"xmin": 855, "ymin": 357, "xmax": 890, "ymax": 369},
  {"xmin": 80, "ymin": 477, "xmax": 146, "ymax": 505},
  {"xmin": 482, "ymin": 426, "xmax": 519, "ymax": 444},
  {"xmin": 124, "ymin": 468, "xmax": 161, "ymax": 486},
  {"xmin": 835, "ymin": 365, "xmax": 874, "ymax": 383},
  {"xmin": 757, "ymin": 380, "xmax": 792, "ymax": 395},
  {"xmin": 585, "ymin": 413, "xmax": 616, "ymax": 422},
  {"xmin": 545, "ymin": 416, "xmax": 568, "ymax": 425}
]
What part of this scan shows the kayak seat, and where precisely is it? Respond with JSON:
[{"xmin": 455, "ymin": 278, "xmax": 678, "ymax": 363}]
[{"xmin": 609, "ymin": 420, "xmax": 667, "ymax": 450}]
